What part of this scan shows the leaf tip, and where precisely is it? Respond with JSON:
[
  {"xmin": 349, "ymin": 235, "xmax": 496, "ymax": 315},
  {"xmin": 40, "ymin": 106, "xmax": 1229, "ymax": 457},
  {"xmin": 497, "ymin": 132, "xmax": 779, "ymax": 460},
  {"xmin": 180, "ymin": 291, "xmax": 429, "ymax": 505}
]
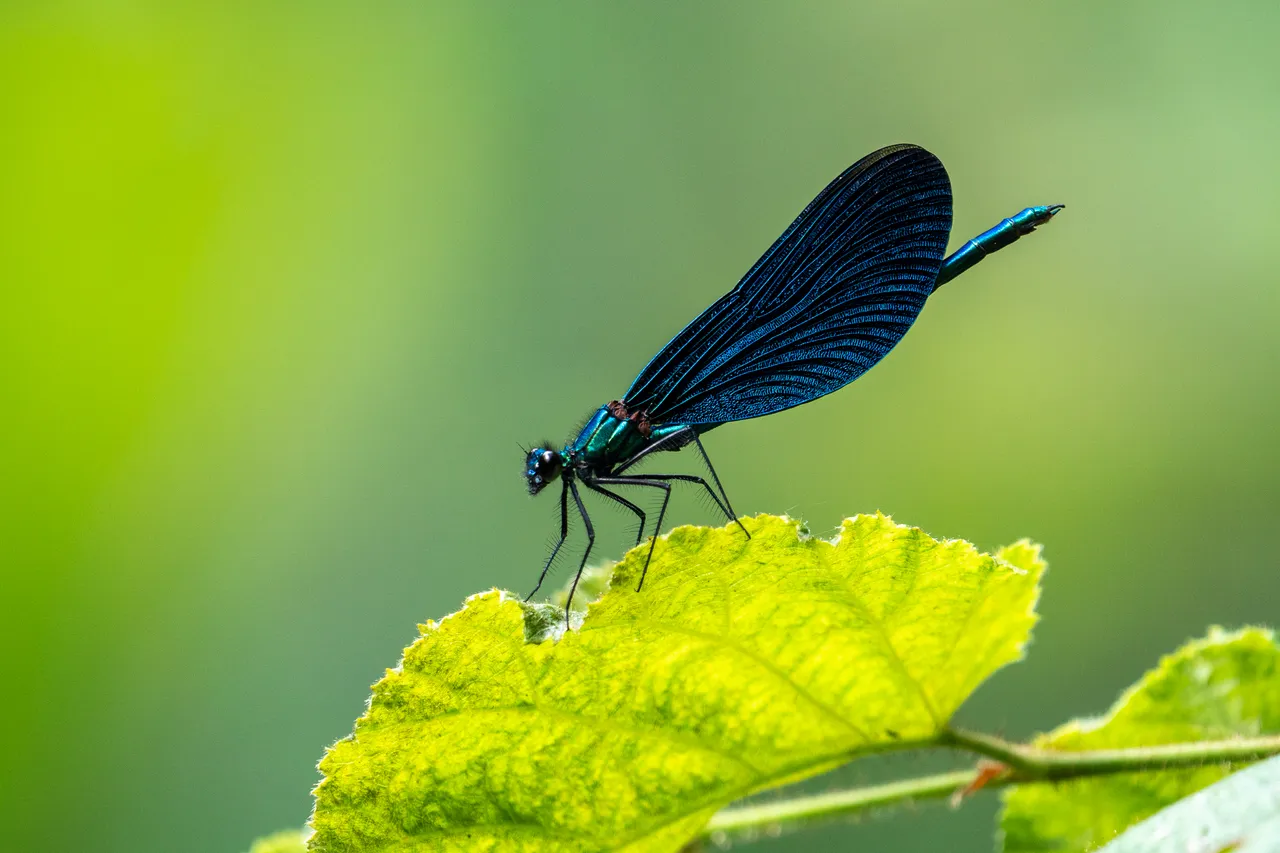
[{"xmin": 995, "ymin": 539, "xmax": 1047, "ymax": 577}]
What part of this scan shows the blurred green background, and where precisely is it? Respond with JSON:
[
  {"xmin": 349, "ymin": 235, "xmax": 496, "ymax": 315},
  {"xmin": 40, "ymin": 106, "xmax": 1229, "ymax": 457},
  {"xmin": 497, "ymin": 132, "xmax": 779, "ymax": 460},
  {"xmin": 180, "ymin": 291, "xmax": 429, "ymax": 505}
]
[{"xmin": 2, "ymin": 1, "xmax": 1278, "ymax": 851}]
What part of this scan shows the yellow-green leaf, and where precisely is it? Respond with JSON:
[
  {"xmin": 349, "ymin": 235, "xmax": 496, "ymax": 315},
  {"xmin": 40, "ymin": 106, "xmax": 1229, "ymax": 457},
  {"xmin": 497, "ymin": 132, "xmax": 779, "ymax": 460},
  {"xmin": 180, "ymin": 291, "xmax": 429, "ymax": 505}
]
[
  {"xmin": 311, "ymin": 513, "xmax": 1044, "ymax": 853},
  {"xmin": 247, "ymin": 829, "xmax": 307, "ymax": 853},
  {"xmin": 1001, "ymin": 627, "xmax": 1280, "ymax": 853}
]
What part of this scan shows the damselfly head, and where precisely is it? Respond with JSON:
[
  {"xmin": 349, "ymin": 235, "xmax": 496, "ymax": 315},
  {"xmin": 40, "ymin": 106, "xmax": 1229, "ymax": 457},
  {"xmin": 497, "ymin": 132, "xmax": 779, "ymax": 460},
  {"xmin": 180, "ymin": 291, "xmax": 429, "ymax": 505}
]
[{"xmin": 524, "ymin": 446, "xmax": 563, "ymax": 495}]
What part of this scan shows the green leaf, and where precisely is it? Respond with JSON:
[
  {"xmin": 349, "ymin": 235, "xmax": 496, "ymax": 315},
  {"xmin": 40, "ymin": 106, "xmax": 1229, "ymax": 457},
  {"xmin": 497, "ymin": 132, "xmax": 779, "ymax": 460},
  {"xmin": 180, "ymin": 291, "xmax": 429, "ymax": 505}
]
[
  {"xmin": 247, "ymin": 829, "xmax": 307, "ymax": 853},
  {"xmin": 1095, "ymin": 753, "xmax": 1280, "ymax": 853},
  {"xmin": 1001, "ymin": 627, "xmax": 1280, "ymax": 853},
  {"xmin": 311, "ymin": 513, "xmax": 1043, "ymax": 852}
]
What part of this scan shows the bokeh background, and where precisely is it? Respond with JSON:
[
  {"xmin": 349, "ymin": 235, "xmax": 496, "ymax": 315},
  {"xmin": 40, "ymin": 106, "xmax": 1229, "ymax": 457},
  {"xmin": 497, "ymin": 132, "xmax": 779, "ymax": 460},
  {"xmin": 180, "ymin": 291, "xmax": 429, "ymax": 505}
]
[{"xmin": 3, "ymin": 2, "xmax": 1278, "ymax": 851}]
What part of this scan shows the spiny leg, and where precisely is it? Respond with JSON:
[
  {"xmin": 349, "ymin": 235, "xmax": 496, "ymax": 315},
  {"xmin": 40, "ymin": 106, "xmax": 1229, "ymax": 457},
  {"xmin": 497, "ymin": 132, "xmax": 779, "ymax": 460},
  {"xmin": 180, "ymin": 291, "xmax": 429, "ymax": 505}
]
[
  {"xmin": 583, "ymin": 480, "xmax": 648, "ymax": 545},
  {"xmin": 592, "ymin": 475, "xmax": 671, "ymax": 593},
  {"xmin": 629, "ymin": 473, "xmax": 748, "ymax": 539},
  {"xmin": 614, "ymin": 428, "xmax": 749, "ymax": 540},
  {"xmin": 693, "ymin": 435, "xmax": 749, "ymax": 539},
  {"xmin": 563, "ymin": 479, "xmax": 597, "ymax": 624},
  {"xmin": 526, "ymin": 480, "xmax": 569, "ymax": 602},
  {"xmin": 933, "ymin": 204, "xmax": 1064, "ymax": 292}
]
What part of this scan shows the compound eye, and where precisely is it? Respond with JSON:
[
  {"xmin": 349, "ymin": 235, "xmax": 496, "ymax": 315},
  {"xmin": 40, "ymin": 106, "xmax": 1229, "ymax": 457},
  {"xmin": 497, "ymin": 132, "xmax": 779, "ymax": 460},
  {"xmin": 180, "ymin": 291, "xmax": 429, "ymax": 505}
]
[{"xmin": 539, "ymin": 450, "xmax": 561, "ymax": 475}]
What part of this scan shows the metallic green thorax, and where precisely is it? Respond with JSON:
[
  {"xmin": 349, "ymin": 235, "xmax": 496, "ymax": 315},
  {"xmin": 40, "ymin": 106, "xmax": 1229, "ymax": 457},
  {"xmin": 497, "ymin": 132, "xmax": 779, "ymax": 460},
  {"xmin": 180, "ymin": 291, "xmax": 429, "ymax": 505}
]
[{"xmin": 565, "ymin": 405, "xmax": 687, "ymax": 473}]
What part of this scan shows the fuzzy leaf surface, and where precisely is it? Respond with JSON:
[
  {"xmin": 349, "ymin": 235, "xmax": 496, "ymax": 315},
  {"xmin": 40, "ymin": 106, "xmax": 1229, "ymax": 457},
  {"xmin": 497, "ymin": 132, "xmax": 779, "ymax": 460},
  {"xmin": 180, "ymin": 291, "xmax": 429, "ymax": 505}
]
[
  {"xmin": 1001, "ymin": 627, "xmax": 1280, "ymax": 853},
  {"xmin": 312, "ymin": 513, "xmax": 1043, "ymax": 852}
]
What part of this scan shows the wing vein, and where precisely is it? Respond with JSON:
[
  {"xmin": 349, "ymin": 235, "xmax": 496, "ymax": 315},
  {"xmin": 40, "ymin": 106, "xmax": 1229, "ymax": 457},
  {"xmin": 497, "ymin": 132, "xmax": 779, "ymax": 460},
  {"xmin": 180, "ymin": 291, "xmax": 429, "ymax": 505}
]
[{"xmin": 625, "ymin": 145, "xmax": 952, "ymax": 426}]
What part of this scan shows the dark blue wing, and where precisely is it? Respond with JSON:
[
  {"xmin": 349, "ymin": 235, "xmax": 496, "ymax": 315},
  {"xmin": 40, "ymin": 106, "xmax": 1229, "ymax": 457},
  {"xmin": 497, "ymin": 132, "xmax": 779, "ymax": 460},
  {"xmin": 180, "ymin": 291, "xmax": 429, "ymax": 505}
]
[{"xmin": 623, "ymin": 144, "xmax": 952, "ymax": 426}]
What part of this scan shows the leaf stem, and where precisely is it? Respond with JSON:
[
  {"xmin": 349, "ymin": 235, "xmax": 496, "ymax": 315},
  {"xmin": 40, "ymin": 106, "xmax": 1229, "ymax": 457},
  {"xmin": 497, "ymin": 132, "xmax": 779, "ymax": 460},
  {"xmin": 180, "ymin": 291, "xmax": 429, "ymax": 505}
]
[
  {"xmin": 694, "ymin": 731, "xmax": 1280, "ymax": 846},
  {"xmin": 701, "ymin": 769, "xmax": 978, "ymax": 839},
  {"xmin": 941, "ymin": 728, "xmax": 1280, "ymax": 780}
]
